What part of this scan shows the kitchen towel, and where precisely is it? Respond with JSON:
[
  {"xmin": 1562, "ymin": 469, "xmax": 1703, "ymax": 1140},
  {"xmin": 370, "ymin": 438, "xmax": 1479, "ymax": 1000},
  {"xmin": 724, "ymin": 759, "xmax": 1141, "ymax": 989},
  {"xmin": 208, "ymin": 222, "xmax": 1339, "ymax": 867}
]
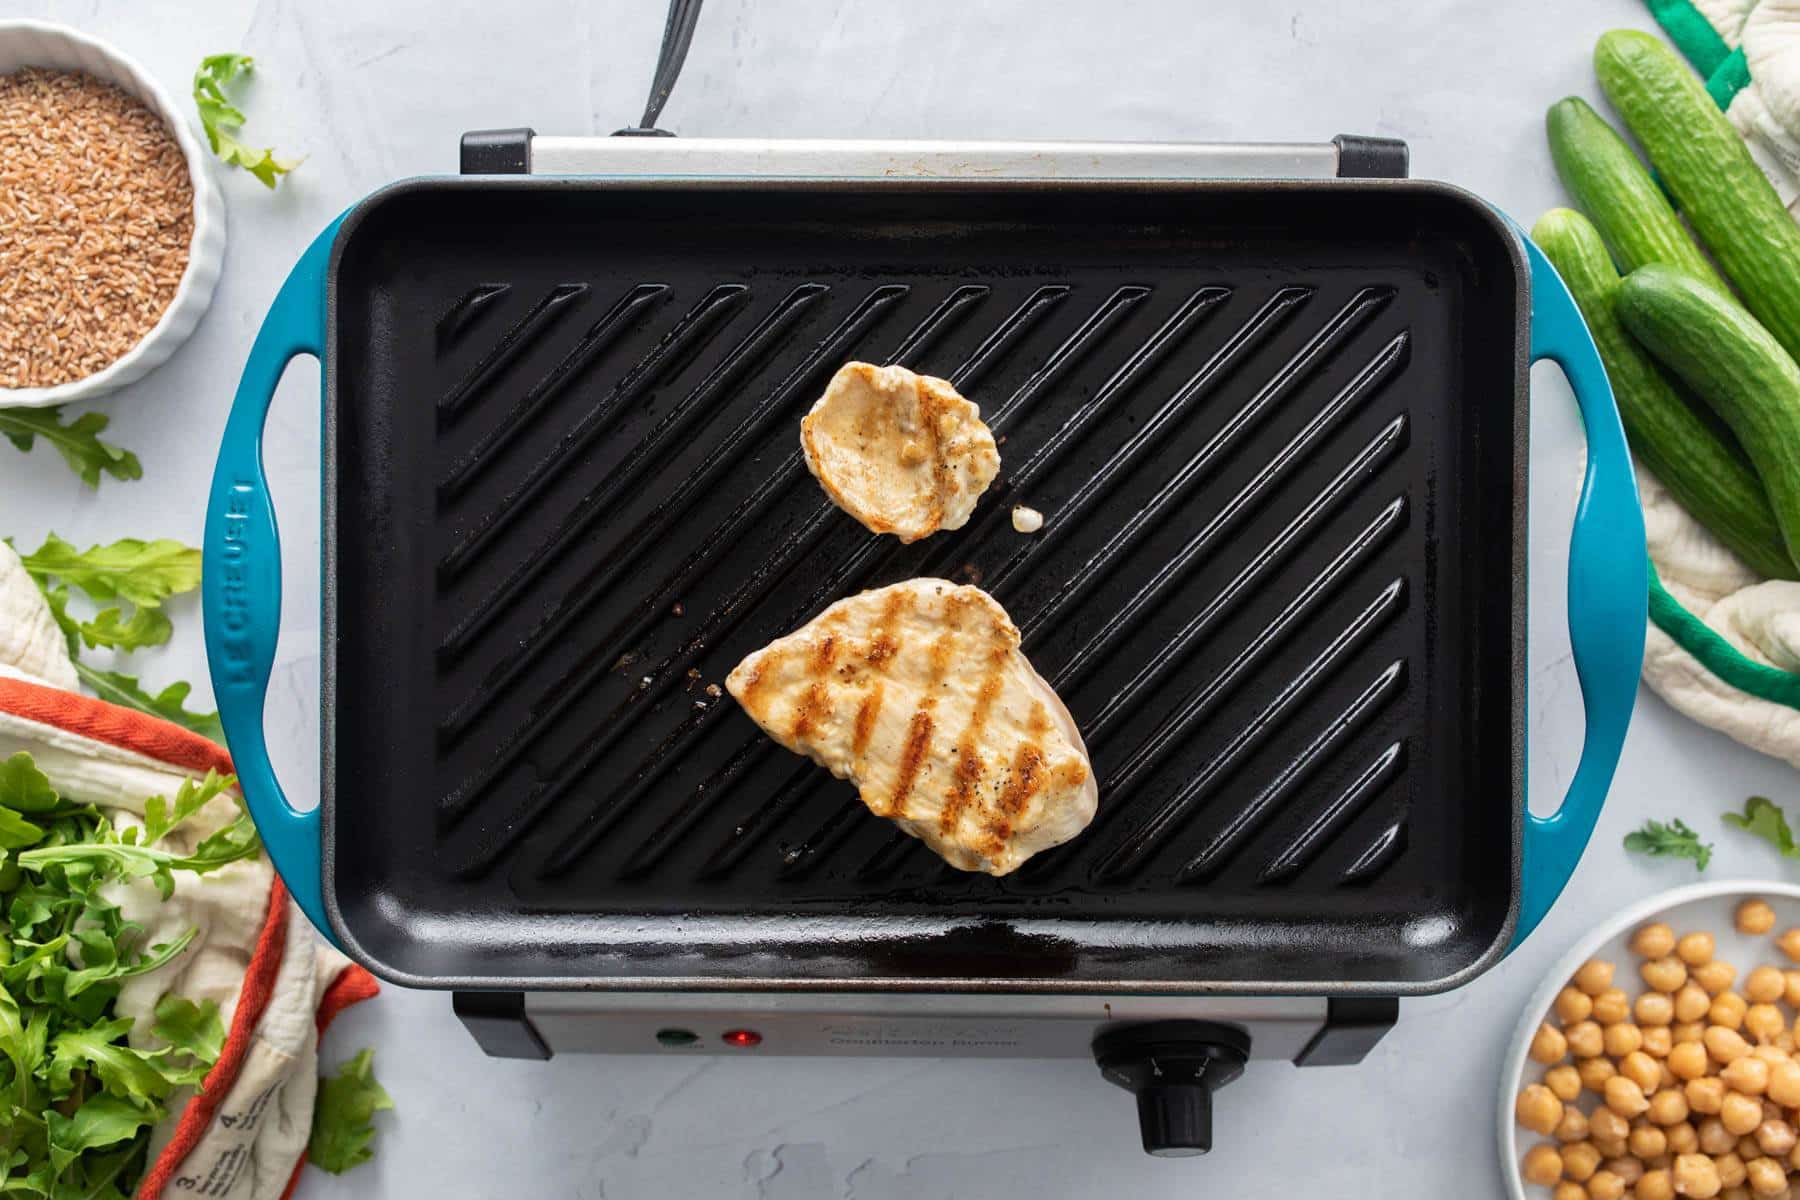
[{"xmin": 0, "ymin": 542, "xmax": 379, "ymax": 1198}]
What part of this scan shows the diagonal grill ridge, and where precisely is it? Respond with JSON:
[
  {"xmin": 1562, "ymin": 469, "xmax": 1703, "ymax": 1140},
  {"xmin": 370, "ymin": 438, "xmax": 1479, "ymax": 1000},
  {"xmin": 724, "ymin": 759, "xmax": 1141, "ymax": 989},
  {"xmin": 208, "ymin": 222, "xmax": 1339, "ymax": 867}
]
[{"xmin": 437, "ymin": 282, "xmax": 589, "ymax": 423}]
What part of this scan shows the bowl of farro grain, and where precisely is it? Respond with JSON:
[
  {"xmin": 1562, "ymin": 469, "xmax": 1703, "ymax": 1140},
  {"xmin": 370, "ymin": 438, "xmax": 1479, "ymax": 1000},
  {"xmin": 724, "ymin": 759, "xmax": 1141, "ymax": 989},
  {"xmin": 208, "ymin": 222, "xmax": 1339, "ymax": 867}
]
[{"xmin": 0, "ymin": 19, "xmax": 225, "ymax": 407}]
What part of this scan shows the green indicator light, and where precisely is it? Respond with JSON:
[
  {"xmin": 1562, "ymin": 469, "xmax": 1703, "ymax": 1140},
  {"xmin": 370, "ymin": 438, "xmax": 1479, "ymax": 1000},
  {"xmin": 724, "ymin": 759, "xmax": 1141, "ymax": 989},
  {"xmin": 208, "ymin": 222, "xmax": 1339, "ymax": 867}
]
[{"xmin": 655, "ymin": 1027, "xmax": 699, "ymax": 1047}]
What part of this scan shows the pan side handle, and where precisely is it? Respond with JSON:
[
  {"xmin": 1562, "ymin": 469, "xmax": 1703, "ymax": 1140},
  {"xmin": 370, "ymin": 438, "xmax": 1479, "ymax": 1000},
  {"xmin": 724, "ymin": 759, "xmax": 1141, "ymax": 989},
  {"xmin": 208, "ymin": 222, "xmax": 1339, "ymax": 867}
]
[
  {"xmin": 203, "ymin": 215, "xmax": 347, "ymax": 946},
  {"xmin": 1512, "ymin": 232, "xmax": 1647, "ymax": 949}
]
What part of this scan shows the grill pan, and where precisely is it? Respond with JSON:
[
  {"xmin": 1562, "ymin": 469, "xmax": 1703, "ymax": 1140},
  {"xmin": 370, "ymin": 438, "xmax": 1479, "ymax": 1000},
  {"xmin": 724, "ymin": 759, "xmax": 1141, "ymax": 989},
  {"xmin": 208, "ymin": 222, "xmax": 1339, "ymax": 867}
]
[{"xmin": 204, "ymin": 142, "xmax": 1645, "ymax": 994}]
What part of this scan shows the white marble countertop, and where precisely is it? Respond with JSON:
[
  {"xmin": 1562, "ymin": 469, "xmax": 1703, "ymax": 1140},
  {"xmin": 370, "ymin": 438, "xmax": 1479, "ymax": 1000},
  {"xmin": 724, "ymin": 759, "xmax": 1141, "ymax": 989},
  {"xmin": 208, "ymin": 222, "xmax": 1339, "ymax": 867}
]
[{"xmin": 10, "ymin": 0, "xmax": 1800, "ymax": 1195}]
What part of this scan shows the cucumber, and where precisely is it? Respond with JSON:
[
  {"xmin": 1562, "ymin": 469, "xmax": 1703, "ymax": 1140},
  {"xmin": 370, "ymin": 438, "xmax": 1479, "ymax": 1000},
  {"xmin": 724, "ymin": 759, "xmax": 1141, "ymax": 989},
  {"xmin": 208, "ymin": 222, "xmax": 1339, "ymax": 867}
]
[
  {"xmin": 1532, "ymin": 210, "xmax": 1795, "ymax": 580},
  {"xmin": 1617, "ymin": 264, "xmax": 1800, "ymax": 570},
  {"xmin": 1545, "ymin": 97, "xmax": 1728, "ymax": 292},
  {"xmin": 1596, "ymin": 30, "xmax": 1800, "ymax": 363}
]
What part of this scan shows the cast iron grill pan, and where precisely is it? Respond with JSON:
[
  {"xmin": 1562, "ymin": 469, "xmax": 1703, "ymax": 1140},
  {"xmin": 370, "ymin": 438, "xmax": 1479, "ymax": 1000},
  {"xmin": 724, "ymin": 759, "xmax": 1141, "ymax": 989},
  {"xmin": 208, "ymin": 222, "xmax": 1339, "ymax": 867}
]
[{"xmin": 324, "ymin": 179, "xmax": 1522, "ymax": 990}]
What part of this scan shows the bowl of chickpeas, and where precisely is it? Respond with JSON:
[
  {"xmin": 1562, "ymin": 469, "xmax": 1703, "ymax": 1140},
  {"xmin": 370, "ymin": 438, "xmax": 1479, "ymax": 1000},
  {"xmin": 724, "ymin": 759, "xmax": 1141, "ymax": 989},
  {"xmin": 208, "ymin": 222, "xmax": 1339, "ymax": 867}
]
[{"xmin": 1503, "ymin": 883, "xmax": 1800, "ymax": 1200}]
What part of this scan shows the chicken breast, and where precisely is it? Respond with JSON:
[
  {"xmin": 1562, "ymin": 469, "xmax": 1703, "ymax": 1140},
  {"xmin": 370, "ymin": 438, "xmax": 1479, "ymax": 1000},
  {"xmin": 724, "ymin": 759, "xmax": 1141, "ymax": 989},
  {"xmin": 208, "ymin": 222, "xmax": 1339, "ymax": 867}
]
[
  {"xmin": 801, "ymin": 362, "xmax": 1001, "ymax": 543},
  {"xmin": 726, "ymin": 579, "xmax": 1096, "ymax": 875}
]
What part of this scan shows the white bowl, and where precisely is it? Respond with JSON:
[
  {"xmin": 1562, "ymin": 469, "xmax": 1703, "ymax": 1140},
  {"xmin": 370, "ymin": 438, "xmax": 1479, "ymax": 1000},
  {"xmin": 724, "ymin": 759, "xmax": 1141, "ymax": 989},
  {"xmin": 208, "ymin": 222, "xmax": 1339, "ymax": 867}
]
[
  {"xmin": 0, "ymin": 19, "xmax": 225, "ymax": 408},
  {"xmin": 1498, "ymin": 880, "xmax": 1800, "ymax": 1198}
]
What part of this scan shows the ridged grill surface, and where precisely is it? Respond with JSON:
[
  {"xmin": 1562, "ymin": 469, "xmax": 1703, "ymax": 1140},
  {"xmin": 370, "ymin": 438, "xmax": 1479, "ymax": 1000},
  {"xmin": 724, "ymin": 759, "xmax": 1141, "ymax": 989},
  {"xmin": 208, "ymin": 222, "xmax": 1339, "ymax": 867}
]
[{"xmin": 326, "ymin": 181, "xmax": 1522, "ymax": 989}]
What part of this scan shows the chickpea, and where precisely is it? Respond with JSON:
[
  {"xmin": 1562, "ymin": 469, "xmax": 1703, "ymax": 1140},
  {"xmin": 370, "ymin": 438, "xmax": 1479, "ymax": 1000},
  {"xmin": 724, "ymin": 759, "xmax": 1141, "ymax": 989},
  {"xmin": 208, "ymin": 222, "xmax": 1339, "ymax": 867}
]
[
  {"xmin": 1586, "ymin": 1168, "xmax": 1626, "ymax": 1200},
  {"xmin": 1727, "ymin": 1057, "xmax": 1775, "ymax": 1097},
  {"xmin": 1596, "ymin": 989, "xmax": 1633, "ymax": 1026},
  {"xmin": 1555, "ymin": 1105, "xmax": 1590, "ymax": 1142},
  {"xmin": 1582, "ymin": 1056, "xmax": 1620, "ymax": 1092},
  {"xmin": 1592, "ymin": 1107, "xmax": 1632, "ymax": 1145},
  {"xmin": 1746, "ymin": 1155, "xmax": 1788, "ymax": 1197},
  {"xmin": 1716, "ymin": 994, "xmax": 1752, "ymax": 1032},
  {"xmin": 1768, "ymin": 1061, "xmax": 1800, "ymax": 1107},
  {"xmin": 1776, "ymin": 929, "xmax": 1800, "ymax": 963},
  {"xmin": 1680, "ymin": 932, "xmax": 1719, "ymax": 965},
  {"xmin": 1727, "ymin": 1091, "xmax": 1770, "ymax": 1136},
  {"xmin": 1517, "ymin": 1083, "xmax": 1563, "ymax": 1134},
  {"xmin": 1757, "ymin": 1119, "xmax": 1798, "ymax": 1158},
  {"xmin": 1563, "ymin": 1139, "xmax": 1602, "ymax": 1181},
  {"xmin": 1638, "ymin": 992, "xmax": 1677, "ymax": 1027},
  {"xmin": 1645, "ymin": 956, "xmax": 1691, "ymax": 994},
  {"xmin": 1674, "ymin": 1152, "xmax": 1724, "ymax": 1198},
  {"xmin": 1712, "ymin": 1026, "xmax": 1756, "ymax": 1064},
  {"xmin": 1679, "ymin": 984, "xmax": 1716, "ymax": 1023},
  {"xmin": 1521, "ymin": 1141, "xmax": 1563, "ymax": 1185},
  {"xmin": 1624, "ymin": 1052, "xmax": 1664, "ymax": 1092},
  {"xmin": 1568, "ymin": 1020, "xmax": 1606, "ymax": 1058},
  {"xmin": 1661, "ymin": 1061, "xmax": 1681, "ymax": 1090},
  {"xmin": 1674, "ymin": 1042, "xmax": 1714, "ymax": 1081},
  {"xmin": 1532, "ymin": 1021, "xmax": 1570, "ymax": 1063},
  {"xmin": 1749, "ymin": 1005, "xmax": 1788, "ymax": 1044},
  {"xmin": 1780, "ymin": 1031, "xmax": 1798, "ymax": 1054},
  {"xmin": 1547, "ymin": 1063, "xmax": 1583, "ymax": 1101},
  {"xmin": 1593, "ymin": 1134, "xmax": 1628, "ymax": 1161},
  {"xmin": 1738, "ymin": 900, "xmax": 1778, "ymax": 936},
  {"xmin": 1785, "ymin": 971, "xmax": 1800, "ymax": 1009},
  {"xmin": 1607, "ymin": 1074, "xmax": 1652, "ymax": 1118},
  {"xmin": 1705, "ymin": 1118, "xmax": 1745, "ymax": 1155},
  {"xmin": 1638, "ymin": 1168, "xmax": 1676, "ymax": 1200},
  {"xmin": 1579, "ymin": 959, "xmax": 1619, "ymax": 994},
  {"xmin": 1748, "ymin": 966, "xmax": 1787, "ymax": 1004},
  {"xmin": 1717, "ymin": 1151, "xmax": 1749, "ymax": 1188},
  {"xmin": 1646, "ymin": 1026, "xmax": 1676, "ymax": 1058},
  {"xmin": 1690, "ymin": 1077, "xmax": 1729, "ymax": 1115},
  {"xmin": 1677, "ymin": 1021, "xmax": 1710, "ymax": 1045},
  {"xmin": 1559, "ymin": 984, "xmax": 1597, "ymax": 1024},
  {"xmin": 1553, "ymin": 1183, "xmax": 1586, "ymax": 1200},
  {"xmin": 1604, "ymin": 1154, "xmax": 1643, "ymax": 1186},
  {"xmin": 1606, "ymin": 1023, "xmax": 1646, "ymax": 1058},
  {"xmin": 1753, "ymin": 1045, "xmax": 1791, "ymax": 1065},
  {"xmin": 1649, "ymin": 1089, "xmax": 1692, "ymax": 1126},
  {"xmin": 1633, "ymin": 1124, "xmax": 1671, "ymax": 1159},
  {"xmin": 1698, "ymin": 961, "xmax": 1741, "ymax": 996},
  {"xmin": 1667, "ymin": 1120, "xmax": 1701, "ymax": 1154}
]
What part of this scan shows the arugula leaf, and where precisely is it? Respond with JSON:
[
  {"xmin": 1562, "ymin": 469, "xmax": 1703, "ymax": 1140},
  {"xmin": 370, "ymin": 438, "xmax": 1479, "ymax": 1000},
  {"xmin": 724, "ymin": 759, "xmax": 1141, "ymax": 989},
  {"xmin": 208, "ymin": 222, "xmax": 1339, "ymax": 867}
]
[
  {"xmin": 21, "ymin": 821, "xmax": 261, "ymax": 902},
  {"xmin": 0, "ymin": 753, "xmax": 59, "ymax": 814},
  {"xmin": 1623, "ymin": 818, "xmax": 1713, "ymax": 871},
  {"xmin": 1724, "ymin": 796, "xmax": 1800, "ymax": 858},
  {"xmin": 70, "ymin": 666, "xmax": 224, "ymax": 747},
  {"xmin": 75, "ymin": 607, "xmax": 174, "ymax": 654},
  {"xmin": 309, "ymin": 1049, "xmax": 392, "ymax": 1174},
  {"xmin": 141, "ymin": 771, "xmax": 235, "ymax": 846},
  {"xmin": 151, "ymin": 995, "xmax": 224, "ymax": 1066},
  {"xmin": 16, "ymin": 535, "xmax": 200, "ymax": 611},
  {"xmin": 0, "ymin": 809, "xmax": 45, "ymax": 851},
  {"xmin": 0, "ymin": 407, "xmax": 141, "ymax": 489},
  {"xmin": 49, "ymin": 1020, "xmax": 181, "ymax": 1106},
  {"xmin": 192, "ymin": 54, "xmax": 301, "ymax": 188},
  {"xmin": 44, "ymin": 1096, "xmax": 154, "ymax": 1177}
]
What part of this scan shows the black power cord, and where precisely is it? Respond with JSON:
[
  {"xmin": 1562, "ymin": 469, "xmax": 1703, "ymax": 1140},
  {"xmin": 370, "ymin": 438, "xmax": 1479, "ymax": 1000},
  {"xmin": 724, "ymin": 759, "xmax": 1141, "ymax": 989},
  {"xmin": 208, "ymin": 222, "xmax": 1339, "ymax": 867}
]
[{"xmin": 621, "ymin": 0, "xmax": 705, "ymax": 135}]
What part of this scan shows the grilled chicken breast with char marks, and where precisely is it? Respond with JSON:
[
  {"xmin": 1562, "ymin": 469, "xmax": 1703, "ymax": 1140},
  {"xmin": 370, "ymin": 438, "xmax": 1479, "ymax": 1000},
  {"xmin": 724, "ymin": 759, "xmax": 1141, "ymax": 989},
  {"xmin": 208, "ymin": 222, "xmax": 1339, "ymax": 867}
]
[
  {"xmin": 726, "ymin": 579, "xmax": 1095, "ymax": 875},
  {"xmin": 801, "ymin": 362, "xmax": 1001, "ymax": 544}
]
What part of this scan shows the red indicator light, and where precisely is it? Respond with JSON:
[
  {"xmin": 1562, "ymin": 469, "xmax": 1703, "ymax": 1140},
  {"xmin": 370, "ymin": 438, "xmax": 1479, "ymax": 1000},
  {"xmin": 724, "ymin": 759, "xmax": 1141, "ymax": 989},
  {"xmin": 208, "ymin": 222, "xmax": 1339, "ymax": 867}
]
[{"xmin": 722, "ymin": 1029, "xmax": 763, "ymax": 1048}]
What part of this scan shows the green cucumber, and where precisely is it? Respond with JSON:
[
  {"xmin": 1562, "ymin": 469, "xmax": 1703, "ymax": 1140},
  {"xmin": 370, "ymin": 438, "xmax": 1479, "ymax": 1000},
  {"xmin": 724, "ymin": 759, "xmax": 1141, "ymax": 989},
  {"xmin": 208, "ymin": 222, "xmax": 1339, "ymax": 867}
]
[
  {"xmin": 1618, "ymin": 264, "xmax": 1800, "ymax": 570},
  {"xmin": 1596, "ymin": 30, "xmax": 1800, "ymax": 362},
  {"xmin": 1545, "ymin": 97, "xmax": 1727, "ymax": 291},
  {"xmin": 1533, "ymin": 210, "xmax": 1795, "ymax": 580}
]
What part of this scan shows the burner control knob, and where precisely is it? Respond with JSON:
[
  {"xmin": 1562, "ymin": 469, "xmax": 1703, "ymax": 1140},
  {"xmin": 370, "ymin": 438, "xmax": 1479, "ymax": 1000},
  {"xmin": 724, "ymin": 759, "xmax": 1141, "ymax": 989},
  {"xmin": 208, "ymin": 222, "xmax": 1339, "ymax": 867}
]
[{"xmin": 1092, "ymin": 1020, "xmax": 1251, "ymax": 1157}]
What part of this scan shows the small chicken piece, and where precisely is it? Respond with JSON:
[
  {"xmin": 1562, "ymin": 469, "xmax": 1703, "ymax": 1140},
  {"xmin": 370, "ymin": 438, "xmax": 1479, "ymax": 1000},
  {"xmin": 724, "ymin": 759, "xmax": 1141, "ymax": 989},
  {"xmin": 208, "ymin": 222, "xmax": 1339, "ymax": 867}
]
[
  {"xmin": 726, "ymin": 580, "xmax": 1095, "ymax": 875},
  {"xmin": 801, "ymin": 362, "xmax": 1001, "ymax": 543}
]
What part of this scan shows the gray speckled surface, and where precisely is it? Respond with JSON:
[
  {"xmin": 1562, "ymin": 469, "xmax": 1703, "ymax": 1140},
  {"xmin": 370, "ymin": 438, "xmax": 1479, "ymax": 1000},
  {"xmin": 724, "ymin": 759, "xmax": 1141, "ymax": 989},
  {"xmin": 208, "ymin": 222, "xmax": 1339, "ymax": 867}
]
[{"xmin": 9, "ymin": 1, "xmax": 1799, "ymax": 1195}]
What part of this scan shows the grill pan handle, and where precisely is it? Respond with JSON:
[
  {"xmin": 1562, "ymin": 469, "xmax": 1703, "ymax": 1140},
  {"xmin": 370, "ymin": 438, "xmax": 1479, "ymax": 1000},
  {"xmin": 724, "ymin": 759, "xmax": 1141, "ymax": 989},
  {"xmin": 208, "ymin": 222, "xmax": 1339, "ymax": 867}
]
[
  {"xmin": 1511, "ymin": 230, "xmax": 1646, "ymax": 949},
  {"xmin": 203, "ymin": 215, "xmax": 348, "ymax": 946}
]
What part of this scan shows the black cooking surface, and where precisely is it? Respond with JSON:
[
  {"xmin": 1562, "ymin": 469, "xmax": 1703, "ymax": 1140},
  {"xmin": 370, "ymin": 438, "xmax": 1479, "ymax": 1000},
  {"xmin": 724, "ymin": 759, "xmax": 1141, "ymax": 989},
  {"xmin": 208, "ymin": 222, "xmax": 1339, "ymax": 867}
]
[{"xmin": 324, "ymin": 179, "xmax": 1524, "ymax": 990}]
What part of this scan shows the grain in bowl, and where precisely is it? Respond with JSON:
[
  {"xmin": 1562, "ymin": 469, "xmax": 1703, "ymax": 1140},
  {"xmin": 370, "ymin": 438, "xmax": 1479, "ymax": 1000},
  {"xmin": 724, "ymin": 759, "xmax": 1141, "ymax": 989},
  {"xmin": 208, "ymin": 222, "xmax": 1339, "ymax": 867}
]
[{"xmin": 0, "ymin": 66, "xmax": 194, "ymax": 389}]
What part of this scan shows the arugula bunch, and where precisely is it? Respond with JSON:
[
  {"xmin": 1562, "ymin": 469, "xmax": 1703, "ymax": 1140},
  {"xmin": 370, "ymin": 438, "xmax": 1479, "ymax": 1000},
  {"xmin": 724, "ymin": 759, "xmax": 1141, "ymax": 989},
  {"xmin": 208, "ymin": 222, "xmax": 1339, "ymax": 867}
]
[
  {"xmin": 1623, "ymin": 818, "xmax": 1713, "ymax": 871},
  {"xmin": 192, "ymin": 55, "xmax": 300, "ymax": 189},
  {"xmin": 0, "ymin": 753, "xmax": 251, "ymax": 1196},
  {"xmin": 0, "ymin": 407, "xmax": 140, "ymax": 491},
  {"xmin": 13, "ymin": 533, "xmax": 222, "ymax": 745}
]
